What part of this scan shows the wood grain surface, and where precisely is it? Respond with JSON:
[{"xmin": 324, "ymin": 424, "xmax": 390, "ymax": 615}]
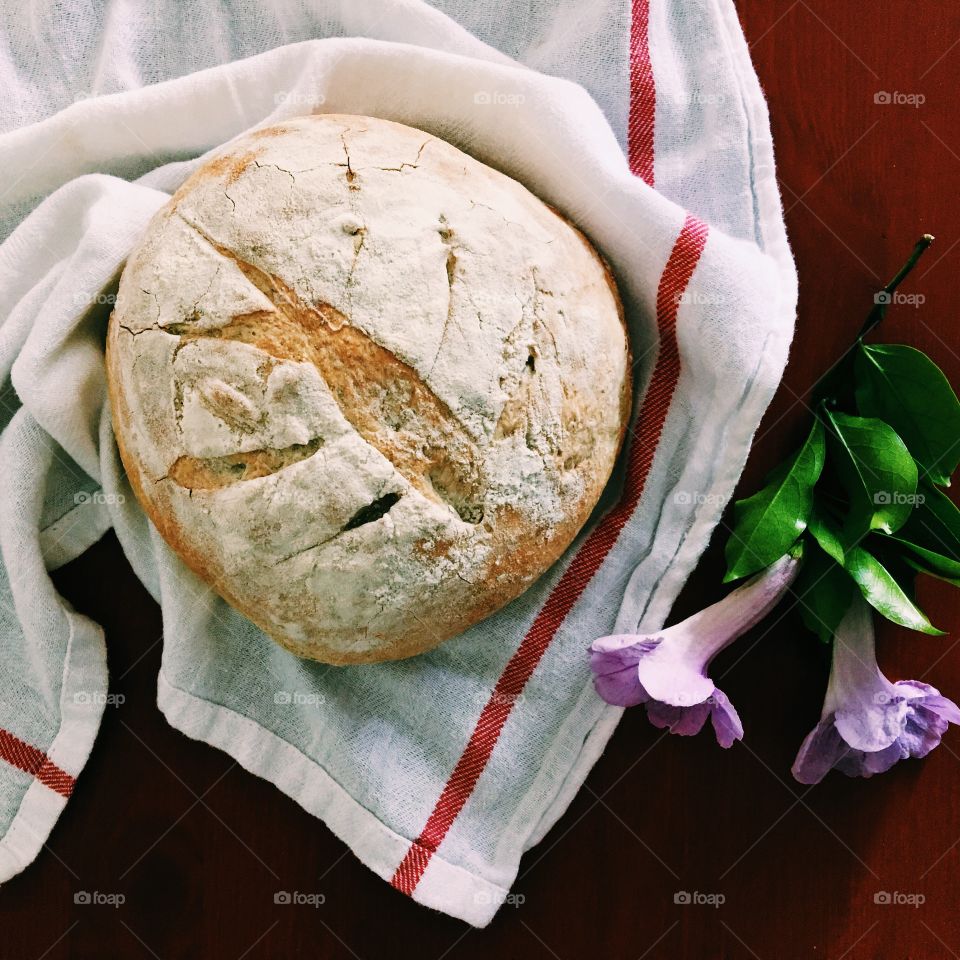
[{"xmin": 6, "ymin": 2, "xmax": 960, "ymax": 957}]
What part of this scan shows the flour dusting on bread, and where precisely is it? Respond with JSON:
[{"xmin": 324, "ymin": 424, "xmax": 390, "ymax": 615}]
[{"xmin": 107, "ymin": 114, "xmax": 631, "ymax": 664}]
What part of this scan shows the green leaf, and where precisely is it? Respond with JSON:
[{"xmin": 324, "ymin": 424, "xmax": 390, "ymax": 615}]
[
  {"xmin": 884, "ymin": 535, "xmax": 960, "ymax": 586},
  {"xmin": 855, "ymin": 343, "xmax": 960, "ymax": 487},
  {"xmin": 724, "ymin": 420, "xmax": 826, "ymax": 581},
  {"xmin": 793, "ymin": 543, "xmax": 856, "ymax": 642},
  {"xmin": 843, "ymin": 544, "xmax": 943, "ymax": 634},
  {"xmin": 900, "ymin": 482, "xmax": 960, "ymax": 559},
  {"xmin": 824, "ymin": 410, "xmax": 918, "ymax": 542},
  {"xmin": 903, "ymin": 556, "xmax": 960, "ymax": 588},
  {"xmin": 808, "ymin": 507, "xmax": 846, "ymax": 564}
]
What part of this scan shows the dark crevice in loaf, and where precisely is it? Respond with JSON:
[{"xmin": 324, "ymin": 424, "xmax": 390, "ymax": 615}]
[
  {"xmin": 168, "ymin": 213, "xmax": 490, "ymax": 524},
  {"xmin": 271, "ymin": 487, "xmax": 404, "ymax": 564},
  {"xmin": 342, "ymin": 491, "xmax": 402, "ymax": 531}
]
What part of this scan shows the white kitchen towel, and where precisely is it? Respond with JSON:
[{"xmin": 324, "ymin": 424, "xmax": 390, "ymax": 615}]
[{"xmin": 0, "ymin": 0, "xmax": 796, "ymax": 927}]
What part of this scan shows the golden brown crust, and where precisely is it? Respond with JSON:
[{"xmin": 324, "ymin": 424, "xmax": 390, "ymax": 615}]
[{"xmin": 107, "ymin": 114, "xmax": 632, "ymax": 664}]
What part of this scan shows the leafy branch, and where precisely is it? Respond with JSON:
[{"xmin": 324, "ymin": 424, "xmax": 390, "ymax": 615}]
[{"xmin": 724, "ymin": 234, "xmax": 960, "ymax": 640}]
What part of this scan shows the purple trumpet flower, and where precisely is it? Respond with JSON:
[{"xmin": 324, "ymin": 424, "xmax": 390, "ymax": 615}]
[
  {"xmin": 792, "ymin": 598, "xmax": 960, "ymax": 783},
  {"xmin": 590, "ymin": 554, "xmax": 800, "ymax": 747}
]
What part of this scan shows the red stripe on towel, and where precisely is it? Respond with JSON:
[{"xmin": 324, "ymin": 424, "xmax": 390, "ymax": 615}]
[
  {"xmin": 0, "ymin": 727, "xmax": 75, "ymax": 798},
  {"xmin": 391, "ymin": 214, "xmax": 709, "ymax": 896},
  {"xmin": 628, "ymin": 0, "xmax": 656, "ymax": 183}
]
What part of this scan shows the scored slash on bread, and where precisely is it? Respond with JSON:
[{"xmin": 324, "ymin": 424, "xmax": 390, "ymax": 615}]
[{"xmin": 106, "ymin": 114, "xmax": 631, "ymax": 664}]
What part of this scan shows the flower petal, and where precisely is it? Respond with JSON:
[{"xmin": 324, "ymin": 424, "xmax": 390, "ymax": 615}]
[
  {"xmin": 709, "ymin": 692, "xmax": 744, "ymax": 748},
  {"xmin": 834, "ymin": 695, "xmax": 909, "ymax": 754},
  {"xmin": 591, "ymin": 634, "xmax": 662, "ymax": 654},
  {"xmin": 590, "ymin": 644, "xmax": 652, "ymax": 707},
  {"xmin": 635, "ymin": 654, "xmax": 716, "ymax": 708},
  {"xmin": 645, "ymin": 699, "xmax": 712, "ymax": 737},
  {"xmin": 899, "ymin": 703, "xmax": 956, "ymax": 759},
  {"xmin": 836, "ymin": 740, "xmax": 906, "ymax": 778},
  {"xmin": 919, "ymin": 695, "xmax": 960, "ymax": 726},
  {"xmin": 893, "ymin": 679, "xmax": 940, "ymax": 699},
  {"xmin": 791, "ymin": 717, "xmax": 849, "ymax": 784},
  {"xmin": 894, "ymin": 682, "xmax": 960, "ymax": 725}
]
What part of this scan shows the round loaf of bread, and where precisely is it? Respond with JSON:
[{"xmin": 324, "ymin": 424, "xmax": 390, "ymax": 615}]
[{"xmin": 107, "ymin": 114, "xmax": 631, "ymax": 664}]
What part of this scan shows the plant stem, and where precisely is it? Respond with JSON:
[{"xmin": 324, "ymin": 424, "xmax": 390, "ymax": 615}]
[
  {"xmin": 858, "ymin": 234, "xmax": 935, "ymax": 338},
  {"xmin": 810, "ymin": 234, "xmax": 935, "ymax": 405}
]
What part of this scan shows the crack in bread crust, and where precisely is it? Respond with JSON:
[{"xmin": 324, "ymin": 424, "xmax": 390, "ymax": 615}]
[
  {"xmin": 165, "ymin": 437, "xmax": 324, "ymax": 490},
  {"xmin": 272, "ymin": 487, "xmax": 403, "ymax": 565},
  {"xmin": 170, "ymin": 214, "xmax": 487, "ymax": 523},
  {"xmin": 106, "ymin": 114, "xmax": 633, "ymax": 665}
]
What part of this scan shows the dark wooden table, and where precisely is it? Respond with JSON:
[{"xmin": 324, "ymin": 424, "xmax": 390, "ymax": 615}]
[{"xmin": 6, "ymin": 2, "xmax": 960, "ymax": 957}]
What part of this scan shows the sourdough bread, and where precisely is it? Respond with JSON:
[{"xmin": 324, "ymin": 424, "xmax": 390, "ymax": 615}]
[{"xmin": 107, "ymin": 114, "xmax": 631, "ymax": 664}]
